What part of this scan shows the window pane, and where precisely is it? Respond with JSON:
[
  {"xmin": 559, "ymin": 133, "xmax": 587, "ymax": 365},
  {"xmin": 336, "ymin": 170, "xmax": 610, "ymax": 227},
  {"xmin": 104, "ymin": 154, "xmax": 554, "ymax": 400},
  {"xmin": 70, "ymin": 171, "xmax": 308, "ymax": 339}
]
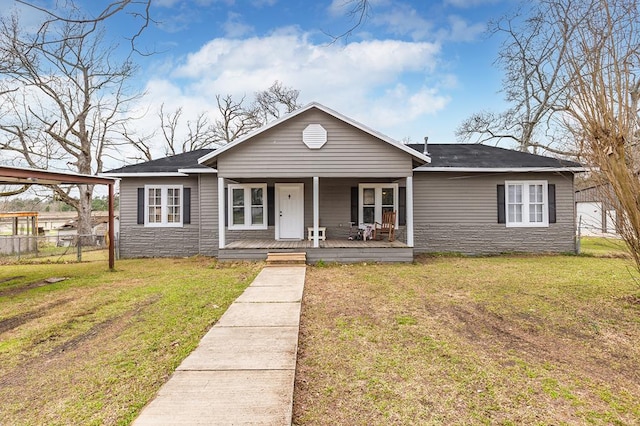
[
  {"xmin": 529, "ymin": 185, "xmax": 543, "ymax": 203},
  {"xmin": 168, "ymin": 206, "xmax": 180, "ymax": 223},
  {"xmin": 363, "ymin": 188, "xmax": 375, "ymax": 205},
  {"xmin": 508, "ymin": 184, "xmax": 522, "ymax": 203},
  {"xmin": 233, "ymin": 207, "xmax": 244, "ymax": 225},
  {"xmin": 363, "ymin": 206, "xmax": 375, "ymax": 223},
  {"xmin": 148, "ymin": 188, "xmax": 162, "ymax": 223},
  {"xmin": 251, "ymin": 206, "xmax": 263, "ymax": 225},
  {"xmin": 381, "ymin": 188, "xmax": 394, "ymax": 206},
  {"xmin": 232, "ymin": 188, "xmax": 244, "ymax": 206},
  {"xmin": 508, "ymin": 204, "xmax": 522, "ymax": 223},
  {"xmin": 148, "ymin": 206, "xmax": 161, "ymax": 223},
  {"xmin": 382, "ymin": 206, "xmax": 394, "ymax": 215},
  {"xmin": 251, "ymin": 188, "xmax": 263, "ymax": 206},
  {"xmin": 529, "ymin": 204, "xmax": 543, "ymax": 222},
  {"xmin": 167, "ymin": 188, "xmax": 181, "ymax": 223}
]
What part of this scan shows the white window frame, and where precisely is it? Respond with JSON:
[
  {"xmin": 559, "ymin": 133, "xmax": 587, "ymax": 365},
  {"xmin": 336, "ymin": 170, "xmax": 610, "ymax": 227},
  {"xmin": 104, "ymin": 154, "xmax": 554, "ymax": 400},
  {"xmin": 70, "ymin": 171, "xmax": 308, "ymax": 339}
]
[
  {"xmin": 358, "ymin": 183, "xmax": 399, "ymax": 226},
  {"xmin": 505, "ymin": 180, "xmax": 548, "ymax": 227},
  {"xmin": 144, "ymin": 185, "xmax": 183, "ymax": 228},
  {"xmin": 228, "ymin": 183, "xmax": 268, "ymax": 230}
]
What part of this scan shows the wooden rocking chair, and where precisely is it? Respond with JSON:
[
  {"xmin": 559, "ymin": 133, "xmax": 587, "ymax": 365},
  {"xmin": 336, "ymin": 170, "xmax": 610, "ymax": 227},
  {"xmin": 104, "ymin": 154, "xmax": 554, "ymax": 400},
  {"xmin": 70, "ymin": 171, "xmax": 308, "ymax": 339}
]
[{"xmin": 375, "ymin": 211, "xmax": 396, "ymax": 242}]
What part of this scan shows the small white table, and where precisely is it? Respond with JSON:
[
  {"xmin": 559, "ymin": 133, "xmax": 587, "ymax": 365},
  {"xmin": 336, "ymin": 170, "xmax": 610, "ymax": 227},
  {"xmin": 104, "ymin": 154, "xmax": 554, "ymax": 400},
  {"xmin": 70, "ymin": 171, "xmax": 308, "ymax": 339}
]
[{"xmin": 307, "ymin": 227, "xmax": 326, "ymax": 241}]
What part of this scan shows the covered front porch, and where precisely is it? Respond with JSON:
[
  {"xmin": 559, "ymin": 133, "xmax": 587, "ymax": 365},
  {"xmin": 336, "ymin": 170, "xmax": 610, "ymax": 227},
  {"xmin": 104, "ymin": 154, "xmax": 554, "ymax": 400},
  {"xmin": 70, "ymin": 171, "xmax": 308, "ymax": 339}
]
[{"xmin": 219, "ymin": 238, "xmax": 413, "ymax": 263}]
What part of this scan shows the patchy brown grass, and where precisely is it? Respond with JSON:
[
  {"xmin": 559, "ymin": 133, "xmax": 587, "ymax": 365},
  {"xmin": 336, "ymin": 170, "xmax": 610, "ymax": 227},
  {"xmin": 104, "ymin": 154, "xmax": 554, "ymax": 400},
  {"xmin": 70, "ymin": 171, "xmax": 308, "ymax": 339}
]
[
  {"xmin": 0, "ymin": 257, "xmax": 261, "ymax": 425},
  {"xmin": 293, "ymin": 256, "xmax": 640, "ymax": 425}
]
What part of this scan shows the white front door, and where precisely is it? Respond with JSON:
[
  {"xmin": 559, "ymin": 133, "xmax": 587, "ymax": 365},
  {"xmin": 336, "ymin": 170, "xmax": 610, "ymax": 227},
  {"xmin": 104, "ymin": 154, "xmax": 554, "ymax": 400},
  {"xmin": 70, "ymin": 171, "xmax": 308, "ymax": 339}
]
[{"xmin": 276, "ymin": 183, "xmax": 304, "ymax": 240}]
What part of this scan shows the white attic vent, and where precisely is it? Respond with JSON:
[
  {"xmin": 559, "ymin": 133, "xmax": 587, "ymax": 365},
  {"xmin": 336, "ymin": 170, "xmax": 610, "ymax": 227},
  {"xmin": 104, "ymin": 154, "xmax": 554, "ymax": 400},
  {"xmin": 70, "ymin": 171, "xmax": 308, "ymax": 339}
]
[{"xmin": 302, "ymin": 124, "xmax": 327, "ymax": 149}]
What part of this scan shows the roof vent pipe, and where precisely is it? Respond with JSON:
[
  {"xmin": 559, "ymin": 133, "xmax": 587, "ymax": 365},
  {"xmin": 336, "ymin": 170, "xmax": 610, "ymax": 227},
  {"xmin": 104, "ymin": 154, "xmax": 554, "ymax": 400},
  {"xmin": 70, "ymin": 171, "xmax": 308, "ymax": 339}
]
[{"xmin": 423, "ymin": 136, "xmax": 429, "ymax": 155}]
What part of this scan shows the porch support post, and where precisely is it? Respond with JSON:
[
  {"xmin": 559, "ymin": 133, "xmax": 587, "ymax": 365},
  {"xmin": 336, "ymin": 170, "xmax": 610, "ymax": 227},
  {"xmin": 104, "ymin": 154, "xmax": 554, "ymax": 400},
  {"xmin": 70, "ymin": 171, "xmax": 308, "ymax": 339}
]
[
  {"xmin": 108, "ymin": 182, "xmax": 115, "ymax": 270},
  {"xmin": 218, "ymin": 177, "xmax": 225, "ymax": 249},
  {"xmin": 313, "ymin": 176, "xmax": 319, "ymax": 248},
  {"xmin": 406, "ymin": 176, "xmax": 414, "ymax": 247}
]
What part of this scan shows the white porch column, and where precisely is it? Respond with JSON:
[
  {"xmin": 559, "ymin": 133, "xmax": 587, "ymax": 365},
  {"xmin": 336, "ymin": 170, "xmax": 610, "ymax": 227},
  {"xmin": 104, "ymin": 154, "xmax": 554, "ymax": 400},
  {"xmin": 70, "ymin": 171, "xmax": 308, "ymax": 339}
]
[
  {"xmin": 313, "ymin": 176, "xmax": 320, "ymax": 248},
  {"xmin": 218, "ymin": 177, "xmax": 226, "ymax": 249},
  {"xmin": 406, "ymin": 176, "xmax": 414, "ymax": 247}
]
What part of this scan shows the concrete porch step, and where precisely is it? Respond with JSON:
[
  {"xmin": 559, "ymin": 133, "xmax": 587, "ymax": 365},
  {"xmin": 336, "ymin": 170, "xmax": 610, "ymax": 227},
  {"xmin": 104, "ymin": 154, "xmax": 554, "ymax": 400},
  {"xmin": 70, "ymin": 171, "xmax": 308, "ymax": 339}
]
[{"xmin": 266, "ymin": 252, "xmax": 306, "ymax": 266}]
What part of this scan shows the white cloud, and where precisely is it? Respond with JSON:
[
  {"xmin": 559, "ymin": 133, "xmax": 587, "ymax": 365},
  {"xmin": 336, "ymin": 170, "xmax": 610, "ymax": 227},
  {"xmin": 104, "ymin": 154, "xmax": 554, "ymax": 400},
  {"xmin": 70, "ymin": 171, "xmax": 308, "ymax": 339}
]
[
  {"xmin": 222, "ymin": 12, "xmax": 254, "ymax": 38},
  {"xmin": 370, "ymin": 3, "xmax": 433, "ymax": 41},
  {"xmin": 444, "ymin": 0, "xmax": 501, "ymax": 8},
  {"xmin": 136, "ymin": 28, "xmax": 450, "ymax": 146},
  {"xmin": 251, "ymin": 0, "xmax": 277, "ymax": 6},
  {"xmin": 440, "ymin": 15, "xmax": 486, "ymax": 42}
]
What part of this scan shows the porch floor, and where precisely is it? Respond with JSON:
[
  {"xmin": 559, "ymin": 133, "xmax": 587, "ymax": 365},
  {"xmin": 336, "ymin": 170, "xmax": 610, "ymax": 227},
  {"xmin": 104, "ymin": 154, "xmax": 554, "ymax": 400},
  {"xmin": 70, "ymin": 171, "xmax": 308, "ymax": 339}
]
[
  {"xmin": 224, "ymin": 238, "xmax": 408, "ymax": 249},
  {"xmin": 220, "ymin": 239, "xmax": 412, "ymax": 263}
]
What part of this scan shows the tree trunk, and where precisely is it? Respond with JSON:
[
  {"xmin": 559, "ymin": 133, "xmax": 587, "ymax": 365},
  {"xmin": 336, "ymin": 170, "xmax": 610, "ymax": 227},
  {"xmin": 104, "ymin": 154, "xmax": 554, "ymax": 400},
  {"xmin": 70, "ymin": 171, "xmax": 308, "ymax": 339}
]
[{"xmin": 77, "ymin": 184, "xmax": 94, "ymax": 246}]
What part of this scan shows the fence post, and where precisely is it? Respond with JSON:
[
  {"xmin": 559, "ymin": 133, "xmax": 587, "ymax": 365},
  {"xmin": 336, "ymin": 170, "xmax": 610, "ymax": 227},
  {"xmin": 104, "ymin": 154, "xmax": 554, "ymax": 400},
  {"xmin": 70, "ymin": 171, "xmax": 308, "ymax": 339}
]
[
  {"xmin": 17, "ymin": 236, "xmax": 21, "ymax": 261},
  {"xmin": 77, "ymin": 235, "xmax": 82, "ymax": 262}
]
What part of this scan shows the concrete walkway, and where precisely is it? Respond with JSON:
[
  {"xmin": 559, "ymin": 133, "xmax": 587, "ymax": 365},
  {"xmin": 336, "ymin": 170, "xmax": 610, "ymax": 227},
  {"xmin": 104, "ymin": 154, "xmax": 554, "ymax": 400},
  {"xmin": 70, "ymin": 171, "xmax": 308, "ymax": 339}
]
[{"xmin": 133, "ymin": 266, "xmax": 306, "ymax": 425}]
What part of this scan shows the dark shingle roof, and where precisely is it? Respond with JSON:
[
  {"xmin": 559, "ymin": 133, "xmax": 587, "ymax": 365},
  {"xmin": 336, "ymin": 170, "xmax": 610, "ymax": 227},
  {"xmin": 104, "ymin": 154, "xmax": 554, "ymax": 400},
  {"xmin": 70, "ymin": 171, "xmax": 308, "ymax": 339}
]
[
  {"xmin": 106, "ymin": 149, "xmax": 214, "ymax": 174},
  {"xmin": 408, "ymin": 143, "xmax": 581, "ymax": 169},
  {"xmin": 105, "ymin": 143, "xmax": 581, "ymax": 175}
]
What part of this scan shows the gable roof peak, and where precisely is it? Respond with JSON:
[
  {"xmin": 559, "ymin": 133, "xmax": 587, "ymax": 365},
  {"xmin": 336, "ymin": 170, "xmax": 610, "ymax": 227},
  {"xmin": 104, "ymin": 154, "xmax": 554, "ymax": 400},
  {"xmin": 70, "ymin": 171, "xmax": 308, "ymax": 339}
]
[{"xmin": 198, "ymin": 102, "xmax": 430, "ymax": 165}]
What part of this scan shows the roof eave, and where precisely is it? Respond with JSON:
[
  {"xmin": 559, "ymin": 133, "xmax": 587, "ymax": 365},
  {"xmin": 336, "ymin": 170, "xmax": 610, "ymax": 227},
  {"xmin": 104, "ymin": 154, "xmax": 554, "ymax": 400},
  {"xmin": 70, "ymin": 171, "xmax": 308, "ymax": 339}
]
[
  {"xmin": 100, "ymin": 172, "xmax": 189, "ymax": 178},
  {"xmin": 414, "ymin": 166, "xmax": 586, "ymax": 173},
  {"xmin": 177, "ymin": 168, "xmax": 217, "ymax": 174}
]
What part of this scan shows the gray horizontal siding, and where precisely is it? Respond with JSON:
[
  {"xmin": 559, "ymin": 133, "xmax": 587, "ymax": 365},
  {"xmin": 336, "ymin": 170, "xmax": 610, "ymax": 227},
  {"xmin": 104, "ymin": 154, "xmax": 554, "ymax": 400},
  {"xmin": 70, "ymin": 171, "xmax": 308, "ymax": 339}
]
[
  {"xmin": 224, "ymin": 177, "xmax": 406, "ymax": 244},
  {"xmin": 198, "ymin": 174, "xmax": 219, "ymax": 256},
  {"xmin": 217, "ymin": 109, "xmax": 413, "ymax": 178},
  {"xmin": 118, "ymin": 177, "xmax": 202, "ymax": 258},
  {"xmin": 413, "ymin": 172, "xmax": 576, "ymax": 254}
]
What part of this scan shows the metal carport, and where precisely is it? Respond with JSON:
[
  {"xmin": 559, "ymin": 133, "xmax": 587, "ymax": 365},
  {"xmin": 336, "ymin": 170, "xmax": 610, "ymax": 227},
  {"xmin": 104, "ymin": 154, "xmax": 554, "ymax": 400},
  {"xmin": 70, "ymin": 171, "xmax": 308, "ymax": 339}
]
[{"xmin": 0, "ymin": 166, "xmax": 117, "ymax": 269}]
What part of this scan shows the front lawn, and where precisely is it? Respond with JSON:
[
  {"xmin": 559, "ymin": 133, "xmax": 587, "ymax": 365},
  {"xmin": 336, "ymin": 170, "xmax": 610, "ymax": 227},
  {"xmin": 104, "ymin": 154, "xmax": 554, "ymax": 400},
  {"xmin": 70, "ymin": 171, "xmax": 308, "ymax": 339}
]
[
  {"xmin": 0, "ymin": 257, "xmax": 260, "ymax": 425},
  {"xmin": 294, "ymin": 255, "xmax": 640, "ymax": 425}
]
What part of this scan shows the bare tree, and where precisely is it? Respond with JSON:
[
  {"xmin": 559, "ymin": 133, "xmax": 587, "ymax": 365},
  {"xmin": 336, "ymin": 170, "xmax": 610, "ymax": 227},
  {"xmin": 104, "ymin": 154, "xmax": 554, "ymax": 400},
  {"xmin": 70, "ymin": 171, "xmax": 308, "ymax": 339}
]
[
  {"xmin": 212, "ymin": 94, "xmax": 262, "ymax": 145},
  {"xmin": 0, "ymin": 10, "xmax": 140, "ymax": 242},
  {"xmin": 466, "ymin": 0, "xmax": 640, "ymax": 270},
  {"xmin": 456, "ymin": 5, "xmax": 578, "ymax": 155},
  {"xmin": 17, "ymin": 0, "xmax": 153, "ymax": 55},
  {"xmin": 325, "ymin": 0, "xmax": 371, "ymax": 42},
  {"xmin": 558, "ymin": 0, "xmax": 640, "ymax": 268},
  {"xmin": 158, "ymin": 104, "xmax": 220, "ymax": 156},
  {"xmin": 125, "ymin": 81, "xmax": 302, "ymax": 160},
  {"xmin": 252, "ymin": 80, "xmax": 301, "ymax": 123}
]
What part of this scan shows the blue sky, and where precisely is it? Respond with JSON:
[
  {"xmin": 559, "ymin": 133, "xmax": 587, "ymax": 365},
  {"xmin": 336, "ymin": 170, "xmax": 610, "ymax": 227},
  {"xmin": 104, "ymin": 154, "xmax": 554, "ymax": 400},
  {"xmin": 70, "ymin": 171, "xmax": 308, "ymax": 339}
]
[{"xmin": 4, "ymin": 0, "xmax": 515, "ymax": 149}]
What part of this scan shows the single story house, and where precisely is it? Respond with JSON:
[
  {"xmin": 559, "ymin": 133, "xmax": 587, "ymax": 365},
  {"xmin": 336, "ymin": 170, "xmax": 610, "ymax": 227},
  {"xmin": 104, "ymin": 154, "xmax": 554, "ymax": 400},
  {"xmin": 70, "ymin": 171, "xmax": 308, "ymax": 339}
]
[{"xmin": 105, "ymin": 102, "xmax": 583, "ymax": 262}]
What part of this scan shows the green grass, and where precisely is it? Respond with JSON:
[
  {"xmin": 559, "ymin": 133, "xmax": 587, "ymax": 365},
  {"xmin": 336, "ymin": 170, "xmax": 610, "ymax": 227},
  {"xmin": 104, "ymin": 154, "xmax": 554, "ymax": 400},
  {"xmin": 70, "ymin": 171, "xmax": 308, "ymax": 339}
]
[
  {"xmin": 579, "ymin": 236, "xmax": 630, "ymax": 257},
  {"xmin": 0, "ymin": 257, "xmax": 261, "ymax": 425},
  {"xmin": 293, "ymin": 255, "xmax": 640, "ymax": 425}
]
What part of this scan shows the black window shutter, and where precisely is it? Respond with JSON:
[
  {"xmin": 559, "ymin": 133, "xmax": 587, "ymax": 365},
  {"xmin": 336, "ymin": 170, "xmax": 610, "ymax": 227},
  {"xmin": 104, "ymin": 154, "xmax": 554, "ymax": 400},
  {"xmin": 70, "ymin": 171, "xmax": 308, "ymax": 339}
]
[
  {"xmin": 548, "ymin": 184, "xmax": 556, "ymax": 224},
  {"xmin": 398, "ymin": 186, "xmax": 406, "ymax": 226},
  {"xmin": 497, "ymin": 184, "xmax": 506, "ymax": 224},
  {"xmin": 350, "ymin": 187, "xmax": 358, "ymax": 223},
  {"xmin": 183, "ymin": 188, "xmax": 191, "ymax": 224},
  {"xmin": 137, "ymin": 188, "xmax": 144, "ymax": 225},
  {"xmin": 267, "ymin": 186, "xmax": 275, "ymax": 226}
]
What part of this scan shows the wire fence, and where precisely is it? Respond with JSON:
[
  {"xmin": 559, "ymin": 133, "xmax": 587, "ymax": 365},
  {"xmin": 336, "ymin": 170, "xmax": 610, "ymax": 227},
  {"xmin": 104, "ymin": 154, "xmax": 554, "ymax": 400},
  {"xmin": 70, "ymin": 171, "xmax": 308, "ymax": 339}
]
[{"xmin": 0, "ymin": 233, "xmax": 114, "ymax": 263}]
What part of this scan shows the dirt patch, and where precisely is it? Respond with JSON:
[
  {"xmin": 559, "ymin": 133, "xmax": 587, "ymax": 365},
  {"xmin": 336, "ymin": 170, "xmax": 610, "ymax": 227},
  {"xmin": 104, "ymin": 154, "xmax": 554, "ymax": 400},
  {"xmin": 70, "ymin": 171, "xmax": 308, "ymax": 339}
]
[
  {"xmin": 441, "ymin": 302, "xmax": 639, "ymax": 384},
  {"xmin": 0, "ymin": 276, "xmax": 25, "ymax": 284},
  {"xmin": 293, "ymin": 264, "xmax": 640, "ymax": 425},
  {"xmin": 0, "ymin": 277, "xmax": 69, "ymax": 298},
  {"xmin": 0, "ymin": 294, "xmax": 161, "ymax": 390},
  {"xmin": 0, "ymin": 298, "xmax": 72, "ymax": 335},
  {"xmin": 622, "ymin": 294, "xmax": 640, "ymax": 305}
]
